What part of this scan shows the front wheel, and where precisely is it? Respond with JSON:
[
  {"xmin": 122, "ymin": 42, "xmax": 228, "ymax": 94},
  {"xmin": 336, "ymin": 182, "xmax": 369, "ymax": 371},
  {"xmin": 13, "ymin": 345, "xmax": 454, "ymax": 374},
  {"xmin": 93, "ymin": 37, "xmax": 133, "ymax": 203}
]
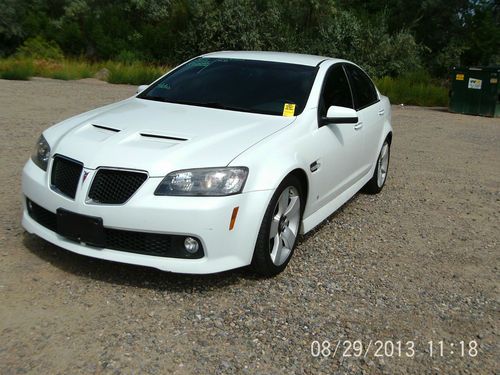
[
  {"xmin": 250, "ymin": 175, "xmax": 303, "ymax": 276},
  {"xmin": 363, "ymin": 140, "xmax": 390, "ymax": 194}
]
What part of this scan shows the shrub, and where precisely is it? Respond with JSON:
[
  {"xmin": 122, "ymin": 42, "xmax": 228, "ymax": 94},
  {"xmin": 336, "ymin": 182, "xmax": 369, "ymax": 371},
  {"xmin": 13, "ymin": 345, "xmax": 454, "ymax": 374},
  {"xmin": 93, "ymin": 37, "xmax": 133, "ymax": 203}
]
[
  {"xmin": 15, "ymin": 36, "xmax": 64, "ymax": 60},
  {"xmin": 176, "ymin": 0, "xmax": 267, "ymax": 59},
  {"xmin": 375, "ymin": 72, "xmax": 448, "ymax": 107},
  {"xmin": 314, "ymin": 11, "xmax": 422, "ymax": 77},
  {"xmin": 115, "ymin": 50, "xmax": 141, "ymax": 64},
  {"xmin": 31, "ymin": 59, "xmax": 94, "ymax": 80},
  {"xmin": 0, "ymin": 59, "xmax": 34, "ymax": 80},
  {"xmin": 106, "ymin": 62, "xmax": 167, "ymax": 85}
]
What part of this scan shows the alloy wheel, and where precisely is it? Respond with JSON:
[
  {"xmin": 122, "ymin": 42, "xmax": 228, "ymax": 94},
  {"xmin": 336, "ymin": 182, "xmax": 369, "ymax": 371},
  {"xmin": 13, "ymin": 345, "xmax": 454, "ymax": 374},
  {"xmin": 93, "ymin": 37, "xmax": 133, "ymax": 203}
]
[
  {"xmin": 269, "ymin": 186, "xmax": 301, "ymax": 266},
  {"xmin": 377, "ymin": 142, "xmax": 389, "ymax": 187}
]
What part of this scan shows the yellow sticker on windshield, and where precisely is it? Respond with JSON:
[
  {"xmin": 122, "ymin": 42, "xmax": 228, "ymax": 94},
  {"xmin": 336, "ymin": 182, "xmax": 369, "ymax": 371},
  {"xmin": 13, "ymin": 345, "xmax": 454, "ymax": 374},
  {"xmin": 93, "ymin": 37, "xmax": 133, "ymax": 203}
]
[{"xmin": 283, "ymin": 103, "xmax": 296, "ymax": 117}]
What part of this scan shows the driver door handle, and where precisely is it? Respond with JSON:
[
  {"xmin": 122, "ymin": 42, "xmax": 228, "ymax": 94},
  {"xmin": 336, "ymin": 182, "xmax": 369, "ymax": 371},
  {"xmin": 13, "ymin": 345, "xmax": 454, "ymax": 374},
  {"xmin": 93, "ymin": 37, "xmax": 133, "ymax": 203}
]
[
  {"xmin": 354, "ymin": 122, "xmax": 363, "ymax": 130},
  {"xmin": 378, "ymin": 109, "xmax": 385, "ymax": 116}
]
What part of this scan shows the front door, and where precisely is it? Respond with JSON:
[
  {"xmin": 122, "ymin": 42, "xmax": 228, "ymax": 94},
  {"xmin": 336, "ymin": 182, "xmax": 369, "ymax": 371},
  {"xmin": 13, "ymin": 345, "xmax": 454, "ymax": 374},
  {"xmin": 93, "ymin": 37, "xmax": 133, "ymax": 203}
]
[{"xmin": 309, "ymin": 64, "xmax": 367, "ymax": 211}]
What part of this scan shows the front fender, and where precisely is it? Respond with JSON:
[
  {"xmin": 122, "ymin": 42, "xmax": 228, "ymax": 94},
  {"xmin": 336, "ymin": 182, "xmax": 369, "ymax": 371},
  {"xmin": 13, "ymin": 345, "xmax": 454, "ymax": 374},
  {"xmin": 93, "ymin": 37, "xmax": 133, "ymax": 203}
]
[{"xmin": 229, "ymin": 115, "xmax": 315, "ymax": 220}]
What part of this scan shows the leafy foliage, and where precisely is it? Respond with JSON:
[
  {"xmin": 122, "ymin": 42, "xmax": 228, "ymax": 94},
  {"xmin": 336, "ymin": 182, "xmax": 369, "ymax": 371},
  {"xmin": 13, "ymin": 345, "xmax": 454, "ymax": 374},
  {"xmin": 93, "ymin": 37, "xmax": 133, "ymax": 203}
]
[
  {"xmin": 106, "ymin": 61, "xmax": 166, "ymax": 85},
  {"xmin": 15, "ymin": 36, "xmax": 64, "ymax": 60},
  {"xmin": 338, "ymin": 0, "xmax": 499, "ymax": 73},
  {"xmin": 310, "ymin": 11, "xmax": 422, "ymax": 77},
  {"xmin": 0, "ymin": 58, "xmax": 34, "ymax": 80},
  {"xmin": 0, "ymin": 57, "xmax": 168, "ymax": 84},
  {"xmin": 376, "ymin": 71, "xmax": 448, "ymax": 107},
  {"xmin": 0, "ymin": 0, "xmax": 497, "ymax": 78}
]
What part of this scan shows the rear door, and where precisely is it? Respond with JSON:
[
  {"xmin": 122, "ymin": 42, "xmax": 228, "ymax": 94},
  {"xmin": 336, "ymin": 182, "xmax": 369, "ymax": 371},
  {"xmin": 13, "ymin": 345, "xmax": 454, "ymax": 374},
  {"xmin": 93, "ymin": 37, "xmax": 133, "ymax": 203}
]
[{"xmin": 344, "ymin": 64, "xmax": 383, "ymax": 171}]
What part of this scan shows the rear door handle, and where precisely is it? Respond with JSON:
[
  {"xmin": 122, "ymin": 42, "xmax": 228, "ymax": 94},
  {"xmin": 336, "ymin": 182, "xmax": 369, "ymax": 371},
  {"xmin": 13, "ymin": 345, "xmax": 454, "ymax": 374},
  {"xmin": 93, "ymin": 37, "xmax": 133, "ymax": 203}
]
[
  {"xmin": 354, "ymin": 122, "xmax": 363, "ymax": 130},
  {"xmin": 378, "ymin": 109, "xmax": 385, "ymax": 116}
]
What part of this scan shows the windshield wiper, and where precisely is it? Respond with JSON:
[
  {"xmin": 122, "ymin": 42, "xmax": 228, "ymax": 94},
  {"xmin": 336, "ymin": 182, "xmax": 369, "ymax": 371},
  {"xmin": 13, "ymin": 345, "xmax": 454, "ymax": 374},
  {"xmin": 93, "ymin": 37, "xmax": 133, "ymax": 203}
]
[
  {"xmin": 167, "ymin": 99, "xmax": 243, "ymax": 111},
  {"xmin": 168, "ymin": 100, "xmax": 233, "ymax": 110},
  {"xmin": 199, "ymin": 102, "xmax": 256, "ymax": 113},
  {"xmin": 139, "ymin": 95, "xmax": 168, "ymax": 102},
  {"xmin": 198, "ymin": 102, "xmax": 229, "ymax": 110},
  {"xmin": 140, "ymin": 97, "xmax": 253, "ymax": 113}
]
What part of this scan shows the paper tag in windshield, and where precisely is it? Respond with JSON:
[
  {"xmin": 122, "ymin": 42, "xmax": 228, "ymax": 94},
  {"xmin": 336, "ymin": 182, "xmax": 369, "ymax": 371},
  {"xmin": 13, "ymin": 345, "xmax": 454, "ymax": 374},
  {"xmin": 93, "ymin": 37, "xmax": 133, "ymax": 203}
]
[{"xmin": 283, "ymin": 103, "xmax": 296, "ymax": 117}]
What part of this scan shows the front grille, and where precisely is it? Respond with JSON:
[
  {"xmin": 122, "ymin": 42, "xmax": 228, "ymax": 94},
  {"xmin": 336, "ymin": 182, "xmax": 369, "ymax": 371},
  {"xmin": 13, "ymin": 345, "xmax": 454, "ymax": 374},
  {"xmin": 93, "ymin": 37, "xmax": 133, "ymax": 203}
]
[
  {"xmin": 26, "ymin": 199, "xmax": 203, "ymax": 259},
  {"xmin": 51, "ymin": 155, "xmax": 83, "ymax": 199},
  {"xmin": 88, "ymin": 169, "xmax": 148, "ymax": 204}
]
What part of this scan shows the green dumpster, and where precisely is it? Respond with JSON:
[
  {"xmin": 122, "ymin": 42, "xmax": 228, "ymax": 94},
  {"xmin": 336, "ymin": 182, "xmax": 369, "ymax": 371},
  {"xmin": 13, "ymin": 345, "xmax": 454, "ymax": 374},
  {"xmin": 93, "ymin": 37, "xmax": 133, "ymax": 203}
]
[{"xmin": 449, "ymin": 66, "xmax": 500, "ymax": 117}]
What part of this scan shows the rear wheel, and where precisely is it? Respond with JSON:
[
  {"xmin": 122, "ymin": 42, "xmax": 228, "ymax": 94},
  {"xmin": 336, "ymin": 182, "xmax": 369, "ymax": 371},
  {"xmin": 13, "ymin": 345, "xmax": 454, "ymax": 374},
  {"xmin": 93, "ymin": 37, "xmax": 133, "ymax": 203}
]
[
  {"xmin": 363, "ymin": 140, "xmax": 390, "ymax": 194},
  {"xmin": 251, "ymin": 175, "xmax": 303, "ymax": 276}
]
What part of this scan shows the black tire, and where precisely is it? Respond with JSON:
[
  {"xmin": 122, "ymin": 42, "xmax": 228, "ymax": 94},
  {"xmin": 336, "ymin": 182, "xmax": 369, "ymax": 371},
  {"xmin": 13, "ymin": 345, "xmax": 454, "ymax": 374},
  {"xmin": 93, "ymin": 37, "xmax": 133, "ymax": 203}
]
[
  {"xmin": 363, "ymin": 139, "xmax": 391, "ymax": 194},
  {"xmin": 250, "ymin": 175, "xmax": 304, "ymax": 276}
]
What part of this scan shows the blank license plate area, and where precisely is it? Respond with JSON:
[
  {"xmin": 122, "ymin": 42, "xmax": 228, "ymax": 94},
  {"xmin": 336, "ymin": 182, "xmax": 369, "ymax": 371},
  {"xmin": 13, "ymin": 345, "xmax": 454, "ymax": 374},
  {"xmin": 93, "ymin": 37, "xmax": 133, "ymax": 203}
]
[{"xmin": 57, "ymin": 208, "xmax": 105, "ymax": 247}]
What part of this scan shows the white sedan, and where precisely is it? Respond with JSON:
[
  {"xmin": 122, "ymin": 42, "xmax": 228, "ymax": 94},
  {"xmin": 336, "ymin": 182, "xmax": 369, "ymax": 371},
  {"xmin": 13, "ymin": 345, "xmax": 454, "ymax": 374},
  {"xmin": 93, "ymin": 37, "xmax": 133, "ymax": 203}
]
[{"xmin": 22, "ymin": 51, "xmax": 392, "ymax": 276}]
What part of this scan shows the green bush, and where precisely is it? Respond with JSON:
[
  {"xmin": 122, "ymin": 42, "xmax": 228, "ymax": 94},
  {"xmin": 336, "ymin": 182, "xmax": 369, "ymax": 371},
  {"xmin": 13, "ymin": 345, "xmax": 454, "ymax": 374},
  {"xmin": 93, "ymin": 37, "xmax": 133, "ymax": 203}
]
[
  {"xmin": 313, "ymin": 11, "xmax": 422, "ymax": 77},
  {"xmin": 115, "ymin": 50, "xmax": 141, "ymax": 64},
  {"xmin": 29, "ymin": 59, "xmax": 95, "ymax": 80},
  {"xmin": 0, "ymin": 59, "xmax": 34, "ymax": 80},
  {"xmin": 106, "ymin": 62, "xmax": 167, "ymax": 85},
  {"xmin": 376, "ymin": 72, "xmax": 448, "ymax": 107},
  {"xmin": 15, "ymin": 36, "xmax": 64, "ymax": 60},
  {"xmin": 49, "ymin": 66, "xmax": 93, "ymax": 80},
  {"xmin": 176, "ymin": 0, "xmax": 270, "ymax": 59},
  {"xmin": 0, "ymin": 57, "xmax": 170, "ymax": 84},
  {"xmin": 0, "ymin": 55, "xmax": 447, "ymax": 106}
]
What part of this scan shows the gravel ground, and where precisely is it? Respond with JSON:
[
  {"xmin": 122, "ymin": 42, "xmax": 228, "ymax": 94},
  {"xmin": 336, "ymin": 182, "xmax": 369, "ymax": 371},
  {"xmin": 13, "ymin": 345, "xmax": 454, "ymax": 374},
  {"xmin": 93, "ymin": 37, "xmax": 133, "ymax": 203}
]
[{"xmin": 0, "ymin": 78, "xmax": 498, "ymax": 374}]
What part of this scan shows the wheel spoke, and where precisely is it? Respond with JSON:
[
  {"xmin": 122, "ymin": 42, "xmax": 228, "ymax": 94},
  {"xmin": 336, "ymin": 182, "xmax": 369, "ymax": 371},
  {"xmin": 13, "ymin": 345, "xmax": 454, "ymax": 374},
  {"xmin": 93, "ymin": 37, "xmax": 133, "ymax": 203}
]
[
  {"xmin": 277, "ymin": 188, "xmax": 290, "ymax": 215},
  {"xmin": 269, "ymin": 215, "xmax": 280, "ymax": 239},
  {"xmin": 272, "ymin": 236, "xmax": 284, "ymax": 264},
  {"xmin": 381, "ymin": 144, "xmax": 388, "ymax": 159},
  {"xmin": 268, "ymin": 185, "xmax": 300, "ymax": 266},
  {"xmin": 281, "ymin": 227, "xmax": 296, "ymax": 249},
  {"xmin": 376, "ymin": 143, "xmax": 389, "ymax": 187},
  {"xmin": 284, "ymin": 196, "xmax": 300, "ymax": 218},
  {"xmin": 378, "ymin": 168, "xmax": 384, "ymax": 186}
]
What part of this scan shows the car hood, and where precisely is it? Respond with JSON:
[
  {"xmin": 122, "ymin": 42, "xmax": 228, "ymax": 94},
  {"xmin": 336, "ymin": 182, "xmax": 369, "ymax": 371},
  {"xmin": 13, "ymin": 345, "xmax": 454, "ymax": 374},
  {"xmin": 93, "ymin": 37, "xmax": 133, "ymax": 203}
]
[{"xmin": 47, "ymin": 98, "xmax": 294, "ymax": 176}]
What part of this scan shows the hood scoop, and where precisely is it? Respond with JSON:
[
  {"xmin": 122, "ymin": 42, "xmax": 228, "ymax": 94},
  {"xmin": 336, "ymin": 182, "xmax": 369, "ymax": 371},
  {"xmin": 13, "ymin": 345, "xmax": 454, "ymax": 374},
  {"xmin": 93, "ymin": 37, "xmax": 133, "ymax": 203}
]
[
  {"xmin": 140, "ymin": 133, "xmax": 188, "ymax": 142},
  {"xmin": 92, "ymin": 124, "xmax": 121, "ymax": 132},
  {"xmin": 75, "ymin": 123, "xmax": 122, "ymax": 143}
]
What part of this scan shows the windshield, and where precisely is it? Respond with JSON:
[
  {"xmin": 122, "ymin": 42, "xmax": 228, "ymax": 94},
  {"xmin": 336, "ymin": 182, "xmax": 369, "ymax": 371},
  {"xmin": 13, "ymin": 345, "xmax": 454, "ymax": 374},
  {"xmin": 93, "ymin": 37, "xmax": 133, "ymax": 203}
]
[{"xmin": 138, "ymin": 57, "xmax": 317, "ymax": 116}]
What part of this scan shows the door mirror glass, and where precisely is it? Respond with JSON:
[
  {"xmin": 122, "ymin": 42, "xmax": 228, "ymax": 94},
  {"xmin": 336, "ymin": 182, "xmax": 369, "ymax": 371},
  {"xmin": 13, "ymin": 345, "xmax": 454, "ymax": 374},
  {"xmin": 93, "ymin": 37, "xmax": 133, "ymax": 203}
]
[
  {"xmin": 322, "ymin": 105, "xmax": 358, "ymax": 125},
  {"xmin": 136, "ymin": 85, "xmax": 149, "ymax": 94}
]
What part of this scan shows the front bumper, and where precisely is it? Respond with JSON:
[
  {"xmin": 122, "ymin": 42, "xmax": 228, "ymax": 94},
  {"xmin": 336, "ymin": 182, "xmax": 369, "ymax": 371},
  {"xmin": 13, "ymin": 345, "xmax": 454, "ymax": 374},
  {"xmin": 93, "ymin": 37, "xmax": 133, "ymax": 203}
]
[{"xmin": 22, "ymin": 159, "xmax": 273, "ymax": 274}]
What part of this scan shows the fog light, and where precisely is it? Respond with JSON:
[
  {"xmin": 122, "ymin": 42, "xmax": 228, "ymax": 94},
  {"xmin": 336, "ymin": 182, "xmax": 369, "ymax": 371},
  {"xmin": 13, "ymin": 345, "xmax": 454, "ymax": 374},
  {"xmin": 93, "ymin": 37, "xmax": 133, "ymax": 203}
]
[{"xmin": 184, "ymin": 237, "xmax": 199, "ymax": 254}]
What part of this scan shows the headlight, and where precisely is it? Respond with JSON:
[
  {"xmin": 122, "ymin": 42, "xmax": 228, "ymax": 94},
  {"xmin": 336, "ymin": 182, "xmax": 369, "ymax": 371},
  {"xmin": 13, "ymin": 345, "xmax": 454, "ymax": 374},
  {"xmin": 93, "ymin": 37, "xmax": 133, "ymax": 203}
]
[
  {"xmin": 31, "ymin": 134, "xmax": 51, "ymax": 171},
  {"xmin": 155, "ymin": 167, "xmax": 249, "ymax": 196}
]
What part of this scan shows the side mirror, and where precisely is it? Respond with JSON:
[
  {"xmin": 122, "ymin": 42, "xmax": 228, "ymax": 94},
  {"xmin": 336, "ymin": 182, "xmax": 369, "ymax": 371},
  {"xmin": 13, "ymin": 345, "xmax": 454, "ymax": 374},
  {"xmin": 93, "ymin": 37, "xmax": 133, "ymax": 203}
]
[
  {"xmin": 321, "ymin": 105, "xmax": 358, "ymax": 125},
  {"xmin": 136, "ymin": 85, "xmax": 149, "ymax": 94}
]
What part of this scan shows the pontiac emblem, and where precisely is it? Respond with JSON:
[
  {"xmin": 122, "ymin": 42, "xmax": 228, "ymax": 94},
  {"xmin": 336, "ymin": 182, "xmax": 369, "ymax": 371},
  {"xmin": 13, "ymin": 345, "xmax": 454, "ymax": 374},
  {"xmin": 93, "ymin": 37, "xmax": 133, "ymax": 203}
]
[{"xmin": 82, "ymin": 171, "xmax": 90, "ymax": 184}]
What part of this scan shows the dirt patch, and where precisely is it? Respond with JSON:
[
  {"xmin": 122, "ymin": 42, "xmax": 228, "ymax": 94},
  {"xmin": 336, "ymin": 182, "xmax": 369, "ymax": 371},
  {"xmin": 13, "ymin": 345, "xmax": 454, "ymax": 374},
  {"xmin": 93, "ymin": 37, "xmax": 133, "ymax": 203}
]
[{"xmin": 0, "ymin": 78, "xmax": 498, "ymax": 374}]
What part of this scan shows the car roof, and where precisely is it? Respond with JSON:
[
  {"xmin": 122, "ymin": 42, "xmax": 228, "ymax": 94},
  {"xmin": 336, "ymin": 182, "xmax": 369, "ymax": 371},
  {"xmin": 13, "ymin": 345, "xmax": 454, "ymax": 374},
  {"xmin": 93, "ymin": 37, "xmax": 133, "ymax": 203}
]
[{"xmin": 202, "ymin": 51, "xmax": 343, "ymax": 67}]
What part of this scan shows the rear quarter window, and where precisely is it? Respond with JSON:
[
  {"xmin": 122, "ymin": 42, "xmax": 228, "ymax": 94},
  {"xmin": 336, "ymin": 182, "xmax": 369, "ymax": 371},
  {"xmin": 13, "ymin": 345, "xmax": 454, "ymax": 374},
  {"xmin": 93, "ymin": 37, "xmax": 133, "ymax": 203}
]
[{"xmin": 345, "ymin": 64, "xmax": 379, "ymax": 110}]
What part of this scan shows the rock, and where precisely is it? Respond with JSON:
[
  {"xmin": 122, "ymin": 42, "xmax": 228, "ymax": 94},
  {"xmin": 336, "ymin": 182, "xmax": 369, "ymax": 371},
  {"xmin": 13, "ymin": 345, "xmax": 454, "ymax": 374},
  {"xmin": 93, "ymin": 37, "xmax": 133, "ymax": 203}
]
[{"xmin": 94, "ymin": 68, "xmax": 110, "ymax": 81}]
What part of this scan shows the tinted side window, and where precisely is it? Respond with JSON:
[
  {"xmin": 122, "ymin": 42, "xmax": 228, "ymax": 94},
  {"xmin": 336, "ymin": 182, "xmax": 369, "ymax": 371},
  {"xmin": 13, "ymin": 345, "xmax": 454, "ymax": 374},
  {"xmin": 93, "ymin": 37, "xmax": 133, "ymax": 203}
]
[
  {"xmin": 319, "ymin": 64, "xmax": 353, "ymax": 117},
  {"xmin": 345, "ymin": 64, "xmax": 378, "ymax": 109}
]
